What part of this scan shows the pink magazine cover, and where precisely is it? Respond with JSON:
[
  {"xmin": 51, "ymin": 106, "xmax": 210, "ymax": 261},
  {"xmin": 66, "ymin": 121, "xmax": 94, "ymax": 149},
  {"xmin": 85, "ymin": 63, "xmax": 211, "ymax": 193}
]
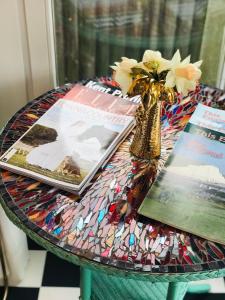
[{"xmin": 63, "ymin": 84, "xmax": 137, "ymax": 116}]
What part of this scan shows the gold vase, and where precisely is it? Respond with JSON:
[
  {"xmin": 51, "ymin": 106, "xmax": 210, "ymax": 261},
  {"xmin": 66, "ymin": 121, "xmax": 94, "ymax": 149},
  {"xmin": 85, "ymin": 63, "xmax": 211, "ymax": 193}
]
[{"xmin": 128, "ymin": 78, "xmax": 175, "ymax": 160}]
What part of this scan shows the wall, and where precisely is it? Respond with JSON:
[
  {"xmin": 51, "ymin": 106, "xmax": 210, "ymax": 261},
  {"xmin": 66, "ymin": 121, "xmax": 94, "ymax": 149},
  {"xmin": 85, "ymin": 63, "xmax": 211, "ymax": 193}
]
[
  {"xmin": 0, "ymin": 0, "xmax": 28, "ymax": 128},
  {"xmin": 200, "ymin": 0, "xmax": 225, "ymax": 87},
  {"xmin": 0, "ymin": 0, "xmax": 55, "ymax": 129}
]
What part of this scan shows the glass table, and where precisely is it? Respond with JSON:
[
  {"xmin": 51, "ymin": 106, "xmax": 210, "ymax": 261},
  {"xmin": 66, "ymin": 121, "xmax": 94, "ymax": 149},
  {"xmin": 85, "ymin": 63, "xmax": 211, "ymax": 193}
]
[{"xmin": 0, "ymin": 78, "xmax": 225, "ymax": 300}]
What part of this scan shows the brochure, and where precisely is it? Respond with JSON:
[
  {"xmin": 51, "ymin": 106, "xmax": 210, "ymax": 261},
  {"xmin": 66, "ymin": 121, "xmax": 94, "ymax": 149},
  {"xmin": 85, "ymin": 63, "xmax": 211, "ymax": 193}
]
[{"xmin": 138, "ymin": 103, "xmax": 225, "ymax": 244}]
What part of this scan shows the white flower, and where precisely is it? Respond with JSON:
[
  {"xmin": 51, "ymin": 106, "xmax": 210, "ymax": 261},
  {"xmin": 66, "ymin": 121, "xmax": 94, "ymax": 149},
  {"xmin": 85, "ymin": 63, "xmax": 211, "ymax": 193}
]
[
  {"xmin": 142, "ymin": 50, "xmax": 171, "ymax": 73},
  {"xmin": 165, "ymin": 50, "xmax": 202, "ymax": 96},
  {"xmin": 111, "ymin": 57, "xmax": 138, "ymax": 94}
]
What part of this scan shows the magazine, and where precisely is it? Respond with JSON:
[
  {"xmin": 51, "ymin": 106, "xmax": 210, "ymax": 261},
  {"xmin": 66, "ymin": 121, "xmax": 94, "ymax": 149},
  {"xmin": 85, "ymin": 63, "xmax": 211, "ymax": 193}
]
[
  {"xmin": 84, "ymin": 79, "xmax": 141, "ymax": 104},
  {"xmin": 138, "ymin": 103, "xmax": 225, "ymax": 244},
  {"xmin": 0, "ymin": 83, "xmax": 137, "ymax": 194}
]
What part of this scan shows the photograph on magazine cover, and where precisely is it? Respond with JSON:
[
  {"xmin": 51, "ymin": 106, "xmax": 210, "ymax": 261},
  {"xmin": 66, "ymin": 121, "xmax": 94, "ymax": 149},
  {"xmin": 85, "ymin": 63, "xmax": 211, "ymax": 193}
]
[{"xmin": 0, "ymin": 99, "xmax": 131, "ymax": 187}]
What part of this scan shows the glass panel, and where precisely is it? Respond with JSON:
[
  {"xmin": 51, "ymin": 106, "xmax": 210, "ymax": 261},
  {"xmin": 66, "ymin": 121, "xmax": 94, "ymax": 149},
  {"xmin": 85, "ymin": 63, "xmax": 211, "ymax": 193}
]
[{"xmin": 53, "ymin": 0, "xmax": 225, "ymax": 87}]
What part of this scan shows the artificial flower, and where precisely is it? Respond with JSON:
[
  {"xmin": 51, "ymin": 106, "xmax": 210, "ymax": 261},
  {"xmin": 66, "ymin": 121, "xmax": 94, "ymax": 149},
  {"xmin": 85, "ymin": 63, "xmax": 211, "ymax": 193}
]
[
  {"xmin": 165, "ymin": 50, "xmax": 202, "ymax": 96},
  {"xmin": 142, "ymin": 50, "xmax": 171, "ymax": 73},
  {"xmin": 111, "ymin": 57, "xmax": 138, "ymax": 94}
]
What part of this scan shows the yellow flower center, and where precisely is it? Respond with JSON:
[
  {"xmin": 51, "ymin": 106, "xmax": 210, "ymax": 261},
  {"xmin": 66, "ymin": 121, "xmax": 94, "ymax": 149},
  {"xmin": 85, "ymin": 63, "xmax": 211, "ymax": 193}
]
[{"xmin": 144, "ymin": 61, "xmax": 159, "ymax": 70}]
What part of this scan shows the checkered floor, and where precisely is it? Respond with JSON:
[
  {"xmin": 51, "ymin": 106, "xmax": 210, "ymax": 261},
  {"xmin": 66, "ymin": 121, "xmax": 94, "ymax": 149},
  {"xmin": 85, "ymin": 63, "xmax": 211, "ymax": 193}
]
[
  {"xmin": 1, "ymin": 237, "xmax": 225, "ymax": 300},
  {"xmin": 0, "ymin": 238, "xmax": 80, "ymax": 300}
]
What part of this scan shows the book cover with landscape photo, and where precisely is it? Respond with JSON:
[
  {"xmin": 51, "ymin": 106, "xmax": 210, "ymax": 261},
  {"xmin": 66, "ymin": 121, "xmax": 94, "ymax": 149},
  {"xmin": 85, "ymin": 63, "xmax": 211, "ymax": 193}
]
[
  {"xmin": 0, "ymin": 84, "xmax": 136, "ymax": 193},
  {"xmin": 138, "ymin": 104, "xmax": 225, "ymax": 244}
]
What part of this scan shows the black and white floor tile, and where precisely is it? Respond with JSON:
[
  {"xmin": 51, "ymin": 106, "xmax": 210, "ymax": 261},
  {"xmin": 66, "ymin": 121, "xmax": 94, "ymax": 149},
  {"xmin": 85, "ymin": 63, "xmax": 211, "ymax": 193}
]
[
  {"xmin": 0, "ymin": 237, "xmax": 80, "ymax": 300},
  {"xmin": 1, "ymin": 237, "xmax": 225, "ymax": 300}
]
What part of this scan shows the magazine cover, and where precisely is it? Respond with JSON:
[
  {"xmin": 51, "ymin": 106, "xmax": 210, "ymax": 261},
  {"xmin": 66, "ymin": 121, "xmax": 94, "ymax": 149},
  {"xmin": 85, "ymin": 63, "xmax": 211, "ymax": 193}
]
[
  {"xmin": 65, "ymin": 83, "xmax": 139, "ymax": 116},
  {"xmin": 138, "ymin": 103, "xmax": 225, "ymax": 244},
  {"xmin": 0, "ymin": 86, "xmax": 135, "ymax": 193}
]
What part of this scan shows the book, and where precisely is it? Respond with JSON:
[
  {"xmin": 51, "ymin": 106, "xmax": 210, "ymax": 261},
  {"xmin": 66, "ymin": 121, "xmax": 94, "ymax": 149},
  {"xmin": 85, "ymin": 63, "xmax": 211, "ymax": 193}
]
[
  {"xmin": 0, "ymin": 83, "xmax": 137, "ymax": 194},
  {"xmin": 138, "ymin": 103, "xmax": 225, "ymax": 244}
]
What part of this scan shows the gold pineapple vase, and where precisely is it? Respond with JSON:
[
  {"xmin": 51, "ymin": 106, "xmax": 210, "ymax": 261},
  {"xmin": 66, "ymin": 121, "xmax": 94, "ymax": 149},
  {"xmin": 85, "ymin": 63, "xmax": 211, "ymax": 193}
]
[{"xmin": 129, "ymin": 78, "xmax": 174, "ymax": 160}]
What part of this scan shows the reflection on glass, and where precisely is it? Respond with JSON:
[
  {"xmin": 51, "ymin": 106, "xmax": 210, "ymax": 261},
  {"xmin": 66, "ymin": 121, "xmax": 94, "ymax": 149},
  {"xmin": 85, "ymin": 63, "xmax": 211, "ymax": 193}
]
[{"xmin": 53, "ymin": 0, "xmax": 225, "ymax": 86}]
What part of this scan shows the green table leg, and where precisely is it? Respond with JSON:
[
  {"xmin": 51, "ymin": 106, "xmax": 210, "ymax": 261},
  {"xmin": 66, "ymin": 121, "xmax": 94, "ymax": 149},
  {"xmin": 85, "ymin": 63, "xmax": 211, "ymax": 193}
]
[
  {"xmin": 187, "ymin": 283, "xmax": 211, "ymax": 294},
  {"xmin": 167, "ymin": 282, "xmax": 188, "ymax": 300},
  {"xmin": 80, "ymin": 267, "xmax": 92, "ymax": 300}
]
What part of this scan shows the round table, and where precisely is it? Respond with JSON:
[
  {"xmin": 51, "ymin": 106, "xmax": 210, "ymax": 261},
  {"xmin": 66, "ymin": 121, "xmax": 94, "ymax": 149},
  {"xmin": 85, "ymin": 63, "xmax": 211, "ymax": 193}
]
[{"xmin": 0, "ymin": 78, "xmax": 225, "ymax": 300}]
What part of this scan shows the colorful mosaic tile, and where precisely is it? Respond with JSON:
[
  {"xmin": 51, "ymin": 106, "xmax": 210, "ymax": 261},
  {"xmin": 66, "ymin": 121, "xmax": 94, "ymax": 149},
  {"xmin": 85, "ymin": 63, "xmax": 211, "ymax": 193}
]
[{"xmin": 0, "ymin": 79, "xmax": 225, "ymax": 273}]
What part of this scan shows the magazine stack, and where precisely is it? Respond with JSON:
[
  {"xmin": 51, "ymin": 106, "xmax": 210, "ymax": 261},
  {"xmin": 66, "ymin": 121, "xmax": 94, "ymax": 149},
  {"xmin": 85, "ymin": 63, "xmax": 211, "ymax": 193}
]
[{"xmin": 0, "ymin": 82, "xmax": 138, "ymax": 194}]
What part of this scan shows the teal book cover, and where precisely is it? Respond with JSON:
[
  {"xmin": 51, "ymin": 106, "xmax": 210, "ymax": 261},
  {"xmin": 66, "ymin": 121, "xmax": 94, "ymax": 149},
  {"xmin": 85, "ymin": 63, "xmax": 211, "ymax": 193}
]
[{"xmin": 138, "ymin": 103, "xmax": 225, "ymax": 244}]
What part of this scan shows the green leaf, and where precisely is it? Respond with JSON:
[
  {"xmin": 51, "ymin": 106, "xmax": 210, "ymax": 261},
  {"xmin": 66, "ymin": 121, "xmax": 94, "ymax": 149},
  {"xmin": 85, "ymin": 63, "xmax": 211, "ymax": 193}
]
[
  {"xmin": 158, "ymin": 70, "xmax": 168, "ymax": 80},
  {"xmin": 130, "ymin": 67, "xmax": 149, "ymax": 76}
]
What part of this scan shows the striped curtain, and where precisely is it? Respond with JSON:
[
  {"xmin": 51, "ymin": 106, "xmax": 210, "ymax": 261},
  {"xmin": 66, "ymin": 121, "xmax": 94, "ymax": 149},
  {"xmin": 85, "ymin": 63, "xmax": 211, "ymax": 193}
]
[{"xmin": 54, "ymin": 0, "xmax": 209, "ymax": 84}]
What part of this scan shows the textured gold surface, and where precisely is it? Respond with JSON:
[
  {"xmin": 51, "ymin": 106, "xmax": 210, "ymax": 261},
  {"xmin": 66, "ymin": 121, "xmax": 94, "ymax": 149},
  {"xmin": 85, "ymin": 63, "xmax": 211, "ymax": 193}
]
[{"xmin": 129, "ymin": 78, "xmax": 175, "ymax": 160}]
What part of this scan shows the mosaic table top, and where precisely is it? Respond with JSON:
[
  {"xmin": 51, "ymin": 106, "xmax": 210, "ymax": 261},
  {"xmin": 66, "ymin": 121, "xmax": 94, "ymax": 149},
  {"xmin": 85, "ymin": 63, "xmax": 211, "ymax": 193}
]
[{"xmin": 1, "ymin": 78, "xmax": 225, "ymax": 278}]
